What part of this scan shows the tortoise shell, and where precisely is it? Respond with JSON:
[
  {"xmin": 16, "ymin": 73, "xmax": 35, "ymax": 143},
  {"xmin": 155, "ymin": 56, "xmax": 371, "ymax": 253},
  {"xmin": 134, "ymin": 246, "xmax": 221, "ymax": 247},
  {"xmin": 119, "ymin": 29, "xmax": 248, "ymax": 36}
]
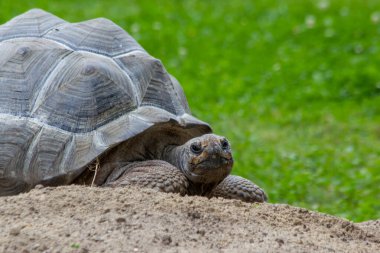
[{"xmin": 0, "ymin": 9, "xmax": 211, "ymax": 195}]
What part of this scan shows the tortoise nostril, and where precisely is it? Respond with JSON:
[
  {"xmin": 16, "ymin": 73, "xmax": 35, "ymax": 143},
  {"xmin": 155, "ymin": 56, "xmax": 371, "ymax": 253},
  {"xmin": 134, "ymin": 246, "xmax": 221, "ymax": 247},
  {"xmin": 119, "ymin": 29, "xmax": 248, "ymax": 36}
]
[{"xmin": 221, "ymin": 139, "xmax": 229, "ymax": 150}]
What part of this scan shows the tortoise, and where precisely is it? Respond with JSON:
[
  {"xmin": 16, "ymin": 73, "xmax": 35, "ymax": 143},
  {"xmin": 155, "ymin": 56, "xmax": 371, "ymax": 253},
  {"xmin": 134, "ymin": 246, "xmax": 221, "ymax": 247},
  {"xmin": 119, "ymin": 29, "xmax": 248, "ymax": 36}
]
[{"xmin": 0, "ymin": 9, "xmax": 267, "ymax": 202}]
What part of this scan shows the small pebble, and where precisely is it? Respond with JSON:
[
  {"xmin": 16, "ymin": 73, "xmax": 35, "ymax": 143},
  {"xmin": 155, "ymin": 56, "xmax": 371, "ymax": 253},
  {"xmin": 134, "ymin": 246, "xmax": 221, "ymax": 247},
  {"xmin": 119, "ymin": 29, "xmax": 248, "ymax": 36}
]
[
  {"xmin": 9, "ymin": 227, "xmax": 21, "ymax": 236},
  {"xmin": 162, "ymin": 235, "xmax": 172, "ymax": 245},
  {"xmin": 196, "ymin": 229, "xmax": 206, "ymax": 236},
  {"xmin": 116, "ymin": 217, "xmax": 126, "ymax": 223}
]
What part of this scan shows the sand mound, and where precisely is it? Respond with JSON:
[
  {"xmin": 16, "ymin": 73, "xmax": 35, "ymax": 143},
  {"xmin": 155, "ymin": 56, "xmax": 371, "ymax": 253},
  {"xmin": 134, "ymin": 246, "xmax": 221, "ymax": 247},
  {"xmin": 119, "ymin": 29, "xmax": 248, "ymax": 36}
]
[{"xmin": 0, "ymin": 185, "xmax": 379, "ymax": 253}]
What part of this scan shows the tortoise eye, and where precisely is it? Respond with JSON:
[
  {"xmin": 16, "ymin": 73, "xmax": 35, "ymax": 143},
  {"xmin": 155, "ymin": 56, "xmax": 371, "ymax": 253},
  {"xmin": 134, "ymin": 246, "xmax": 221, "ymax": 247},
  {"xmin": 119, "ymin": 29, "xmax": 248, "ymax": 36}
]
[
  {"xmin": 221, "ymin": 139, "xmax": 229, "ymax": 150},
  {"xmin": 190, "ymin": 143, "xmax": 203, "ymax": 154}
]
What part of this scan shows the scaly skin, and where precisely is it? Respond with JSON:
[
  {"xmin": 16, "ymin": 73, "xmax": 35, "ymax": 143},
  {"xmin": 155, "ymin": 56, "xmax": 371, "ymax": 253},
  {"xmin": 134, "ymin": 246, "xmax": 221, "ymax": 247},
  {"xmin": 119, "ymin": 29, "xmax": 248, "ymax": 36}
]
[
  {"xmin": 104, "ymin": 134, "xmax": 267, "ymax": 203},
  {"xmin": 210, "ymin": 175, "xmax": 267, "ymax": 202},
  {"xmin": 104, "ymin": 160, "xmax": 188, "ymax": 196}
]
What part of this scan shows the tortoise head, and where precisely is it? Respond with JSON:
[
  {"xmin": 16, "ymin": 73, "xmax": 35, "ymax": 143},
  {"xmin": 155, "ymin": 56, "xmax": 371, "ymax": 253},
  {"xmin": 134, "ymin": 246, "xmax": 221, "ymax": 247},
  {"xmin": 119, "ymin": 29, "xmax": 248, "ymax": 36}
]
[{"xmin": 176, "ymin": 134, "xmax": 233, "ymax": 184}]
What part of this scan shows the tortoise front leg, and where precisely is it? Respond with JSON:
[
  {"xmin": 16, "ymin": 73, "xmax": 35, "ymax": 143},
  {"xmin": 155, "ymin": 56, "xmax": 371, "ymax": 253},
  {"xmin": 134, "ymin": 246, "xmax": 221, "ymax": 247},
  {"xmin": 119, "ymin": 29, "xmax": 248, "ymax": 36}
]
[
  {"xmin": 103, "ymin": 160, "xmax": 189, "ymax": 196},
  {"xmin": 210, "ymin": 175, "xmax": 267, "ymax": 203}
]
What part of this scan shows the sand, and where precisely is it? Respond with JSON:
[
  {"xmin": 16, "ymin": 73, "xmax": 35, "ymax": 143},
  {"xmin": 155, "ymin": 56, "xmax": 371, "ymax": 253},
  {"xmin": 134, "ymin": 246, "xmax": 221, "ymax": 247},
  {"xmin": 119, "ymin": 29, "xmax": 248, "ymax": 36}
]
[{"xmin": 0, "ymin": 185, "xmax": 379, "ymax": 253}]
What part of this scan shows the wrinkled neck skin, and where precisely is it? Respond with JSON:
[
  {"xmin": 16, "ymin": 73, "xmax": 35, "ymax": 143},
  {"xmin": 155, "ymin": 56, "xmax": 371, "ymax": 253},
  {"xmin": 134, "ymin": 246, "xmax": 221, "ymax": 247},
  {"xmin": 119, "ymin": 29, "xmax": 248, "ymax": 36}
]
[
  {"xmin": 162, "ymin": 145, "xmax": 225, "ymax": 196},
  {"xmin": 161, "ymin": 145, "xmax": 185, "ymax": 171}
]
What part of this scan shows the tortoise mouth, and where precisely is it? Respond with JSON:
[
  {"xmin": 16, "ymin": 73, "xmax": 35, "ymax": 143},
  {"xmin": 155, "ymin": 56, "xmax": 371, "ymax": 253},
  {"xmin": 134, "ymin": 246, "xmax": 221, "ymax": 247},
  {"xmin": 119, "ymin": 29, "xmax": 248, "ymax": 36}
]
[
  {"xmin": 186, "ymin": 157, "xmax": 233, "ymax": 184},
  {"xmin": 191, "ymin": 157, "xmax": 233, "ymax": 170}
]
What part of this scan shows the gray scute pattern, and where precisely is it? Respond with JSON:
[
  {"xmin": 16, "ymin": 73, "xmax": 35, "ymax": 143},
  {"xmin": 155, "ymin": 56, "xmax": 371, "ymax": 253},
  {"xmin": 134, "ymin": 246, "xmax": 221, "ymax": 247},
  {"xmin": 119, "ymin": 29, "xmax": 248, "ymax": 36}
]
[{"xmin": 0, "ymin": 9, "xmax": 211, "ymax": 195}]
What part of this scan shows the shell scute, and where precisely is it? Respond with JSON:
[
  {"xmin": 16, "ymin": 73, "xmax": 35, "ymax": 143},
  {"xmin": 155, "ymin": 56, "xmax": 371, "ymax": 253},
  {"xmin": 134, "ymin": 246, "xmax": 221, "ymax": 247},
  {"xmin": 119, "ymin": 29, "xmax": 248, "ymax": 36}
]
[
  {"xmin": 0, "ymin": 9, "xmax": 66, "ymax": 40},
  {"xmin": 44, "ymin": 17, "xmax": 144, "ymax": 57}
]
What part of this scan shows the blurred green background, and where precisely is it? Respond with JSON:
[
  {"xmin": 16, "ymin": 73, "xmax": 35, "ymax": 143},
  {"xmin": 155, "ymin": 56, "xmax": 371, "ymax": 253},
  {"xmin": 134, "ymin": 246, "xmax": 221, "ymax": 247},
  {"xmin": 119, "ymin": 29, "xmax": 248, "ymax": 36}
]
[{"xmin": 1, "ymin": 0, "xmax": 379, "ymax": 222}]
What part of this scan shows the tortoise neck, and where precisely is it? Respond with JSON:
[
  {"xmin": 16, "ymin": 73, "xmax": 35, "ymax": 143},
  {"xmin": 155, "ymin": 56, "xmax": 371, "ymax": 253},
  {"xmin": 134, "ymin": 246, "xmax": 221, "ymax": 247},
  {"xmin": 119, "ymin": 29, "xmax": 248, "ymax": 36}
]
[
  {"xmin": 162, "ymin": 145, "xmax": 186, "ymax": 171},
  {"xmin": 187, "ymin": 181, "xmax": 219, "ymax": 196}
]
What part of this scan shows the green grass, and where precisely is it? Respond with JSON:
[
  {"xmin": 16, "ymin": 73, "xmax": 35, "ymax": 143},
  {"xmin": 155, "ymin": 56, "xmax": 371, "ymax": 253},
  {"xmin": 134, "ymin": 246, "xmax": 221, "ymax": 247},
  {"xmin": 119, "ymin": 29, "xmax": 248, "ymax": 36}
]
[{"xmin": 1, "ymin": 0, "xmax": 379, "ymax": 222}]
